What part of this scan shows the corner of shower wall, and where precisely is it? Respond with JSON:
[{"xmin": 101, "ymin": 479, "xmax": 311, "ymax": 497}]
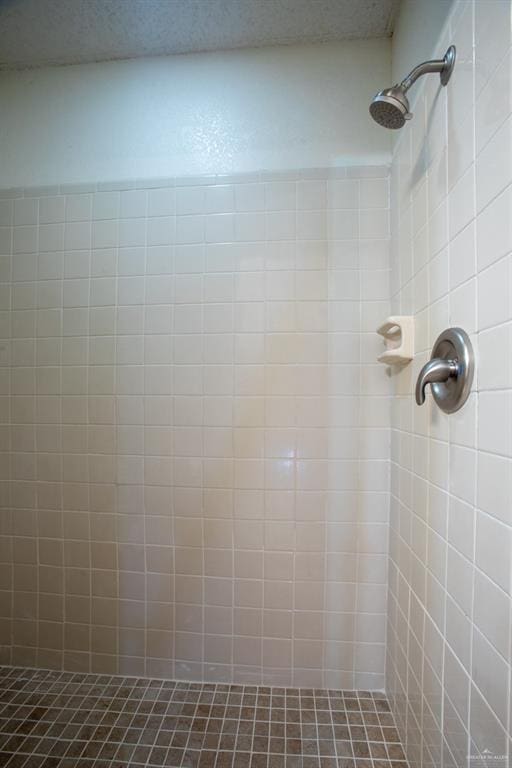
[
  {"xmin": 0, "ymin": 162, "xmax": 392, "ymax": 689},
  {"xmin": 385, "ymin": 8, "xmax": 452, "ymax": 759}
]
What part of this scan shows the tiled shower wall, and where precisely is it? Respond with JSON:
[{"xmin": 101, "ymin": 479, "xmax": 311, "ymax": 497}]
[
  {"xmin": 0, "ymin": 167, "xmax": 391, "ymax": 688},
  {"xmin": 387, "ymin": 1, "xmax": 512, "ymax": 766}
]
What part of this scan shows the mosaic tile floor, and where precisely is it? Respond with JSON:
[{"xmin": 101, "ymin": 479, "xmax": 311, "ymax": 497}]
[{"xmin": 0, "ymin": 667, "xmax": 407, "ymax": 768}]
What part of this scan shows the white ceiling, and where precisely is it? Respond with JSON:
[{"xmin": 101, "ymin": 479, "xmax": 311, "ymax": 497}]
[{"xmin": 0, "ymin": 0, "xmax": 399, "ymax": 70}]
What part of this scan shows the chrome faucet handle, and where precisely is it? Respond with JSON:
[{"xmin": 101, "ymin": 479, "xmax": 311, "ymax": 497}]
[
  {"xmin": 415, "ymin": 357, "xmax": 458, "ymax": 405},
  {"xmin": 414, "ymin": 328, "xmax": 474, "ymax": 413}
]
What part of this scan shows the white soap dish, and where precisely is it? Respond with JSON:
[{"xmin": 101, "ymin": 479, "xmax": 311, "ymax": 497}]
[{"xmin": 376, "ymin": 315, "xmax": 414, "ymax": 364}]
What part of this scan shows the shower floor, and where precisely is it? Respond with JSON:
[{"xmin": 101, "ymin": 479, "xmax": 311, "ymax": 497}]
[{"xmin": 0, "ymin": 666, "xmax": 407, "ymax": 768}]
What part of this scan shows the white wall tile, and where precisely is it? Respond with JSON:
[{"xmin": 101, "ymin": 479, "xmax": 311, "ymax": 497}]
[
  {"xmin": 3, "ymin": 167, "xmax": 390, "ymax": 688},
  {"xmin": 388, "ymin": 2, "xmax": 512, "ymax": 762}
]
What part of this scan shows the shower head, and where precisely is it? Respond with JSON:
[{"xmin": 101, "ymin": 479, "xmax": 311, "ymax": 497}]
[
  {"xmin": 370, "ymin": 45, "xmax": 456, "ymax": 129},
  {"xmin": 369, "ymin": 85, "xmax": 411, "ymax": 129}
]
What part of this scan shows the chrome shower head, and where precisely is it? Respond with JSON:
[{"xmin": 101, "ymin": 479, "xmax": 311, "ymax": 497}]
[
  {"xmin": 369, "ymin": 86, "xmax": 411, "ymax": 129},
  {"xmin": 370, "ymin": 45, "xmax": 456, "ymax": 129}
]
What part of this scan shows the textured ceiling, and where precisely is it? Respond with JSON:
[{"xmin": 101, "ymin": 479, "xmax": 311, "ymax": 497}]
[{"xmin": 0, "ymin": 0, "xmax": 399, "ymax": 70}]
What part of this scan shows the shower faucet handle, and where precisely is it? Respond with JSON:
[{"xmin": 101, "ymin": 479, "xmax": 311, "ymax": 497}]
[
  {"xmin": 414, "ymin": 327, "xmax": 474, "ymax": 414},
  {"xmin": 415, "ymin": 357, "xmax": 458, "ymax": 405}
]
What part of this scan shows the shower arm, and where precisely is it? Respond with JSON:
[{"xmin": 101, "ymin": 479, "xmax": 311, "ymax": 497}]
[
  {"xmin": 399, "ymin": 46, "xmax": 456, "ymax": 93},
  {"xmin": 400, "ymin": 59, "xmax": 447, "ymax": 92}
]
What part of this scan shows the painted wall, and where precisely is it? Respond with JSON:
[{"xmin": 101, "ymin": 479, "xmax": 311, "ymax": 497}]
[
  {"xmin": 0, "ymin": 40, "xmax": 390, "ymax": 188},
  {"xmin": 387, "ymin": 1, "xmax": 512, "ymax": 766}
]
